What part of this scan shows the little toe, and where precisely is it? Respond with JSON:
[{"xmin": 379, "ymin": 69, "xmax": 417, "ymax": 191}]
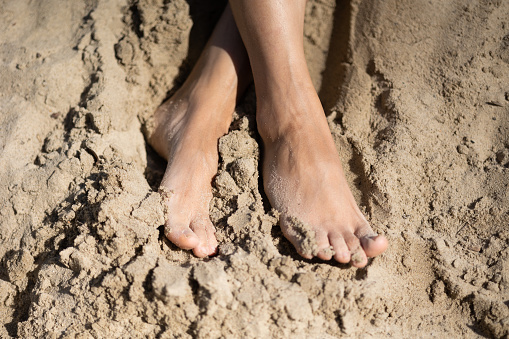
[
  {"xmin": 280, "ymin": 223, "xmax": 314, "ymax": 259},
  {"xmin": 330, "ymin": 235, "xmax": 350, "ymax": 263},
  {"xmin": 290, "ymin": 240, "xmax": 314, "ymax": 259},
  {"xmin": 297, "ymin": 250, "xmax": 314, "ymax": 260},
  {"xmin": 360, "ymin": 234, "xmax": 388, "ymax": 258},
  {"xmin": 165, "ymin": 224, "xmax": 200, "ymax": 250}
]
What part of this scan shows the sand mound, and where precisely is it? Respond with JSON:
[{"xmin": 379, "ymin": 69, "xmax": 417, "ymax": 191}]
[{"xmin": 1, "ymin": 0, "xmax": 508, "ymax": 337}]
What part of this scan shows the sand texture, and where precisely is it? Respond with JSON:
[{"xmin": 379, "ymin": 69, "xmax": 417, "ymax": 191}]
[{"xmin": 1, "ymin": 0, "xmax": 508, "ymax": 337}]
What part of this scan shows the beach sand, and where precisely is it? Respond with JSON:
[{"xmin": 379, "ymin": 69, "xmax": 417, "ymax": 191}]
[{"xmin": 1, "ymin": 0, "xmax": 508, "ymax": 337}]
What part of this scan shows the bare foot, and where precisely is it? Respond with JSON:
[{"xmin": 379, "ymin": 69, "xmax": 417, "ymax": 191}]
[
  {"xmin": 230, "ymin": 0, "xmax": 387, "ymax": 267},
  {"xmin": 147, "ymin": 85, "xmax": 235, "ymax": 257},
  {"xmin": 257, "ymin": 83, "xmax": 388, "ymax": 267},
  {"xmin": 146, "ymin": 5, "xmax": 249, "ymax": 257},
  {"xmin": 228, "ymin": 0, "xmax": 387, "ymax": 266}
]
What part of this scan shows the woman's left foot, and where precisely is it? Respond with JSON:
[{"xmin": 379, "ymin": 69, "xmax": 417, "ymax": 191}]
[{"xmin": 257, "ymin": 82, "xmax": 388, "ymax": 267}]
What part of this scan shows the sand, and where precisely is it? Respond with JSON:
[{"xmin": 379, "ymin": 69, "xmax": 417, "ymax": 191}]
[{"xmin": 1, "ymin": 0, "xmax": 508, "ymax": 337}]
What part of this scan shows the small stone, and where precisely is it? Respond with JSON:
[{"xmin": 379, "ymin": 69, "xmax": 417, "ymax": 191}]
[
  {"xmin": 83, "ymin": 136, "xmax": 107, "ymax": 160},
  {"xmin": 59, "ymin": 247, "xmax": 94, "ymax": 273},
  {"xmin": 451, "ymin": 259, "xmax": 460, "ymax": 268},
  {"xmin": 486, "ymin": 281, "xmax": 499, "ymax": 292},
  {"xmin": 114, "ymin": 38, "xmax": 134, "ymax": 65},
  {"xmin": 43, "ymin": 131, "xmax": 62, "ymax": 153},
  {"xmin": 457, "ymin": 144, "xmax": 469, "ymax": 154},
  {"xmin": 219, "ymin": 242, "xmax": 236, "ymax": 256},
  {"xmin": 496, "ymin": 150, "xmax": 507, "ymax": 164},
  {"xmin": 58, "ymin": 208, "xmax": 75, "ymax": 222},
  {"xmin": 468, "ymin": 244, "xmax": 481, "ymax": 252},
  {"xmin": 79, "ymin": 150, "xmax": 95, "ymax": 173},
  {"xmin": 492, "ymin": 272, "xmax": 502, "ymax": 283},
  {"xmin": 471, "ymin": 279, "xmax": 482, "ymax": 287}
]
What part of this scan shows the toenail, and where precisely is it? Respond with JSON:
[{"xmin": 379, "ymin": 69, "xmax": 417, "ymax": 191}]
[
  {"xmin": 339, "ymin": 251, "xmax": 349, "ymax": 260},
  {"xmin": 182, "ymin": 229, "xmax": 194, "ymax": 238},
  {"xmin": 365, "ymin": 235, "xmax": 378, "ymax": 241},
  {"xmin": 202, "ymin": 246, "xmax": 212, "ymax": 256}
]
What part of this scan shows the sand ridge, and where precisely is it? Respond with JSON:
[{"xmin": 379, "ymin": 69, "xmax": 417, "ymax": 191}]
[{"xmin": 0, "ymin": 0, "xmax": 508, "ymax": 337}]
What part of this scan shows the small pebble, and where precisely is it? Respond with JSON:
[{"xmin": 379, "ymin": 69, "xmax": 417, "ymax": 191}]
[
  {"xmin": 467, "ymin": 244, "xmax": 481, "ymax": 252},
  {"xmin": 457, "ymin": 144, "xmax": 469, "ymax": 154}
]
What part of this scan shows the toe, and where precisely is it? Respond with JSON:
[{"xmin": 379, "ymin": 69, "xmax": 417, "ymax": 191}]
[
  {"xmin": 354, "ymin": 222, "xmax": 388, "ymax": 258},
  {"xmin": 360, "ymin": 234, "xmax": 388, "ymax": 258},
  {"xmin": 315, "ymin": 231, "xmax": 333, "ymax": 260},
  {"xmin": 329, "ymin": 235, "xmax": 350, "ymax": 263},
  {"xmin": 280, "ymin": 222, "xmax": 313, "ymax": 259},
  {"xmin": 165, "ymin": 222, "xmax": 200, "ymax": 250},
  {"xmin": 204, "ymin": 221, "xmax": 218, "ymax": 255},
  {"xmin": 344, "ymin": 233, "xmax": 368, "ymax": 268},
  {"xmin": 190, "ymin": 218, "xmax": 217, "ymax": 257}
]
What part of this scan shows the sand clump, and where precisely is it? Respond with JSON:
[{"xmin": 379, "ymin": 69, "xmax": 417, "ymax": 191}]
[
  {"xmin": 285, "ymin": 215, "xmax": 321, "ymax": 257},
  {"xmin": 0, "ymin": 0, "xmax": 508, "ymax": 338}
]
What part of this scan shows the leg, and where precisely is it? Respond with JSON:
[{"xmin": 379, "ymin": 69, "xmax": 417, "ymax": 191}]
[
  {"xmin": 229, "ymin": 0, "xmax": 387, "ymax": 267},
  {"xmin": 148, "ymin": 5, "xmax": 250, "ymax": 257}
]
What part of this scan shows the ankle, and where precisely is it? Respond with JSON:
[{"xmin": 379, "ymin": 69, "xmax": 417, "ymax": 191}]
[
  {"xmin": 256, "ymin": 105, "xmax": 304, "ymax": 143},
  {"xmin": 181, "ymin": 57, "xmax": 239, "ymax": 109},
  {"xmin": 154, "ymin": 83, "xmax": 231, "ymax": 140},
  {"xmin": 256, "ymin": 87, "xmax": 324, "ymax": 143}
]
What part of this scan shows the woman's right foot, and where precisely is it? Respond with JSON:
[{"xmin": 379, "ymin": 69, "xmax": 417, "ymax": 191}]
[
  {"xmin": 146, "ymin": 4, "xmax": 250, "ymax": 257},
  {"xmin": 147, "ymin": 83, "xmax": 236, "ymax": 257}
]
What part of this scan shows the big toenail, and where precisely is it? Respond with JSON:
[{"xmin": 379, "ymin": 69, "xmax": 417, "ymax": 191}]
[{"xmin": 183, "ymin": 229, "xmax": 194, "ymax": 238}]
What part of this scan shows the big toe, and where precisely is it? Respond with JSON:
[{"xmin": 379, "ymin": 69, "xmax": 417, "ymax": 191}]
[
  {"xmin": 165, "ymin": 224, "xmax": 200, "ymax": 250},
  {"xmin": 360, "ymin": 234, "xmax": 388, "ymax": 258},
  {"xmin": 190, "ymin": 219, "xmax": 218, "ymax": 258}
]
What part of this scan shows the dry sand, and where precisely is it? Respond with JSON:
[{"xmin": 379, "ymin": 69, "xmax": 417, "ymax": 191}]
[{"xmin": 1, "ymin": 0, "xmax": 508, "ymax": 337}]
